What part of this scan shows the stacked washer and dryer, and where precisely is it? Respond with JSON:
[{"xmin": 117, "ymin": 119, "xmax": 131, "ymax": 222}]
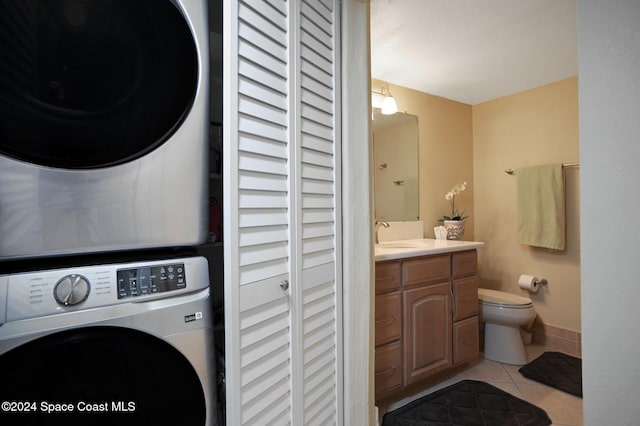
[{"xmin": 0, "ymin": 1, "xmax": 218, "ymax": 424}]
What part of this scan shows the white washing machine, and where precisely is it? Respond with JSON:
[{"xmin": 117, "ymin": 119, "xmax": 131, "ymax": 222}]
[{"xmin": 0, "ymin": 256, "xmax": 216, "ymax": 425}]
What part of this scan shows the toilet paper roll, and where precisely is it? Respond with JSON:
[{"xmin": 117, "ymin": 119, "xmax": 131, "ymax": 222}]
[{"xmin": 518, "ymin": 274, "xmax": 540, "ymax": 293}]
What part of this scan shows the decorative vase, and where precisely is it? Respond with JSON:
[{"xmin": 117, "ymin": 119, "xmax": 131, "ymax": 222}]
[{"xmin": 443, "ymin": 220, "xmax": 465, "ymax": 240}]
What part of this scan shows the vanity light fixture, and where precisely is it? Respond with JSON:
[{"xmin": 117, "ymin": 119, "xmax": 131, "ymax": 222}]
[
  {"xmin": 372, "ymin": 83, "xmax": 398, "ymax": 115},
  {"xmin": 381, "ymin": 88, "xmax": 398, "ymax": 115}
]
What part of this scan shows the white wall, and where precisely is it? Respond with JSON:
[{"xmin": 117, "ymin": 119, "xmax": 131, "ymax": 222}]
[
  {"xmin": 579, "ymin": 0, "xmax": 640, "ymax": 424},
  {"xmin": 342, "ymin": 0, "xmax": 374, "ymax": 425}
]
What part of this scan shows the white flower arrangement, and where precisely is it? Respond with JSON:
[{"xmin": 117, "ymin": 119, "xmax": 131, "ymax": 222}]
[{"xmin": 440, "ymin": 181, "xmax": 468, "ymax": 221}]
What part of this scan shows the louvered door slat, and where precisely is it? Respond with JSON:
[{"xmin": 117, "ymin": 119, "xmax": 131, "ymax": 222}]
[
  {"xmin": 302, "ymin": 163, "xmax": 334, "ymax": 182},
  {"xmin": 239, "ymin": 20, "xmax": 286, "ymax": 60},
  {"xmin": 239, "ymin": 60, "xmax": 287, "ymax": 95},
  {"xmin": 238, "ymin": 42, "xmax": 287, "ymax": 78},
  {"xmin": 301, "ymin": 222, "xmax": 334, "ymax": 239},
  {"xmin": 301, "ymin": 120, "xmax": 334, "ymax": 142},
  {"xmin": 301, "ymin": 133, "xmax": 334, "ymax": 155},
  {"xmin": 241, "ymin": 0, "xmax": 287, "ymax": 32},
  {"xmin": 238, "ymin": 209, "xmax": 287, "ymax": 228},
  {"xmin": 238, "ymin": 151, "xmax": 287, "ymax": 175},
  {"xmin": 239, "ymin": 170, "xmax": 288, "ymax": 192},
  {"xmin": 239, "ymin": 225, "xmax": 289, "ymax": 246},
  {"xmin": 301, "ymin": 103, "xmax": 334, "ymax": 128},
  {"xmin": 239, "ymin": 259, "xmax": 289, "ymax": 286},
  {"xmin": 302, "ymin": 193, "xmax": 334, "ymax": 209},
  {"xmin": 238, "ymin": 134, "xmax": 288, "ymax": 159},
  {"xmin": 301, "ymin": 61, "xmax": 333, "ymax": 89},
  {"xmin": 238, "ymin": 115, "xmax": 288, "ymax": 142},
  {"xmin": 301, "ymin": 3, "xmax": 332, "ymax": 36},
  {"xmin": 301, "ymin": 74, "xmax": 333, "ymax": 102},
  {"xmin": 239, "ymin": 190, "xmax": 289, "ymax": 208},
  {"xmin": 238, "ymin": 96, "xmax": 287, "ymax": 127},
  {"xmin": 301, "ymin": 28, "xmax": 333, "ymax": 62},
  {"xmin": 304, "ymin": 389, "xmax": 335, "ymax": 426},
  {"xmin": 302, "ymin": 180, "xmax": 333, "ymax": 196},
  {"xmin": 302, "ymin": 90, "xmax": 333, "ymax": 115},
  {"xmin": 302, "ymin": 149, "xmax": 333, "ymax": 167},
  {"xmin": 239, "ymin": 77, "xmax": 287, "ymax": 111}
]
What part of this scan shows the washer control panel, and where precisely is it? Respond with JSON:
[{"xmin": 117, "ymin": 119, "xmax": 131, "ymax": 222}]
[
  {"xmin": 117, "ymin": 263, "xmax": 186, "ymax": 299},
  {"xmin": 1, "ymin": 257, "xmax": 208, "ymax": 322}
]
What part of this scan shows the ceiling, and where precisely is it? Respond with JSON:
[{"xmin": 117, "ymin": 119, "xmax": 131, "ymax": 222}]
[{"xmin": 370, "ymin": 0, "xmax": 577, "ymax": 105}]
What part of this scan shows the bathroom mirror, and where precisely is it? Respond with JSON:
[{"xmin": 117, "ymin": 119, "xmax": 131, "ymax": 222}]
[{"xmin": 372, "ymin": 110, "xmax": 419, "ymax": 221}]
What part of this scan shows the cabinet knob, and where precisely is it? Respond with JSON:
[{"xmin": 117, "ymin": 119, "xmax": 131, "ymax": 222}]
[{"xmin": 280, "ymin": 280, "xmax": 290, "ymax": 291}]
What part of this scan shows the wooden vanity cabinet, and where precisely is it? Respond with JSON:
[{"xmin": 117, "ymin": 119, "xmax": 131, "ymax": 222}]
[{"xmin": 375, "ymin": 250, "xmax": 480, "ymax": 401}]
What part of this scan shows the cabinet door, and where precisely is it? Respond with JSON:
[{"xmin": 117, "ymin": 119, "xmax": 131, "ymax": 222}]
[{"xmin": 403, "ymin": 283, "xmax": 452, "ymax": 385}]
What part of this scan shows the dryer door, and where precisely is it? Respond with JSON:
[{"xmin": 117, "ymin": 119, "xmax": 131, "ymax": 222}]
[
  {"xmin": 0, "ymin": 327, "xmax": 207, "ymax": 425},
  {"xmin": 0, "ymin": 0, "xmax": 198, "ymax": 169}
]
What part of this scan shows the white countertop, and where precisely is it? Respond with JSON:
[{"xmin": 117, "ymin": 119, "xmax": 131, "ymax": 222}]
[{"xmin": 375, "ymin": 238, "xmax": 484, "ymax": 261}]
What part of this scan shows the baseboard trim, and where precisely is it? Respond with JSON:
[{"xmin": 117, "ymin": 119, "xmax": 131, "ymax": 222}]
[{"xmin": 532, "ymin": 322, "xmax": 581, "ymax": 357}]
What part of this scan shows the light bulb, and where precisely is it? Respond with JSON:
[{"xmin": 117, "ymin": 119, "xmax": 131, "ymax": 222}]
[{"xmin": 381, "ymin": 96, "xmax": 398, "ymax": 115}]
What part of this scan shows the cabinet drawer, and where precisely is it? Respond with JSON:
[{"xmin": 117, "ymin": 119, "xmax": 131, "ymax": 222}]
[
  {"xmin": 375, "ymin": 292, "xmax": 402, "ymax": 346},
  {"xmin": 452, "ymin": 250, "xmax": 477, "ymax": 278},
  {"xmin": 453, "ymin": 276, "xmax": 478, "ymax": 321},
  {"xmin": 403, "ymin": 255, "xmax": 450, "ymax": 287},
  {"xmin": 453, "ymin": 316, "xmax": 479, "ymax": 365},
  {"xmin": 375, "ymin": 261, "xmax": 402, "ymax": 294},
  {"xmin": 375, "ymin": 341, "xmax": 402, "ymax": 396}
]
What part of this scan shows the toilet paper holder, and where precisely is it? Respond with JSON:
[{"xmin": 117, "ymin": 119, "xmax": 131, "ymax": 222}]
[{"xmin": 535, "ymin": 278, "xmax": 548, "ymax": 287}]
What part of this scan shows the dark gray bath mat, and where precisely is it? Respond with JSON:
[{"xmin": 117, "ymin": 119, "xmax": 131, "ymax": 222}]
[
  {"xmin": 519, "ymin": 351, "xmax": 582, "ymax": 397},
  {"xmin": 382, "ymin": 379, "xmax": 551, "ymax": 426}
]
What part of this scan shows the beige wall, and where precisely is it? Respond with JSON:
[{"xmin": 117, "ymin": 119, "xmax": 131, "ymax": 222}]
[
  {"xmin": 473, "ymin": 77, "xmax": 581, "ymax": 332},
  {"xmin": 372, "ymin": 79, "xmax": 474, "ymax": 239}
]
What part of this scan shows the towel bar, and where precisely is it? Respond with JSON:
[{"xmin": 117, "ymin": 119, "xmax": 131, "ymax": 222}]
[{"xmin": 505, "ymin": 162, "xmax": 579, "ymax": 175}]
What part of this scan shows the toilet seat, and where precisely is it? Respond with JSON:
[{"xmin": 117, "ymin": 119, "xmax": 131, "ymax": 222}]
[{"xmin": 478, "ymin": 288, "xmax": 533, "ymax": 309}]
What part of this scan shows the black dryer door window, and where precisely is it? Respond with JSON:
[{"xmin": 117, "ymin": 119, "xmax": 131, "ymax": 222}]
[
  {"xmin": 0, "ymin": 0, "xmax": 198, "ymax": 169},
  {"xmin": 0, "ymin": 327, "xmax": 207, "ymax": 425}
]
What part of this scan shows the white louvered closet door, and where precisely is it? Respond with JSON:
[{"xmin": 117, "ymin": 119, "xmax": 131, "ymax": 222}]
[{"xmin": 224, "ymin": 0, "xmax": 342, "ymax": 425}]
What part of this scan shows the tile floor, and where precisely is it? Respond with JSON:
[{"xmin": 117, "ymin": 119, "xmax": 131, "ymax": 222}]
[{"xmin": 386, "ymin": 343, "xmax": 583, "ymax": 426}]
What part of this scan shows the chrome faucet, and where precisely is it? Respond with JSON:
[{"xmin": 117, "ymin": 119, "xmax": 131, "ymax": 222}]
[{"xmin": 375, "ymin": 220, "xmax": 390, "ymax": 244}]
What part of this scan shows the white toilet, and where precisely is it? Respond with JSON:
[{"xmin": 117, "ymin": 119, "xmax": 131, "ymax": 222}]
[{"xmin": 478, "ymin": 288, "xmax": 536, "ymax": 365}]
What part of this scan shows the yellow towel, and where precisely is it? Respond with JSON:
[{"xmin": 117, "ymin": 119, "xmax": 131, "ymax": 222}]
[{"xmin": 516, "ymin": 163, "xmax": 565, "ymax": 250}]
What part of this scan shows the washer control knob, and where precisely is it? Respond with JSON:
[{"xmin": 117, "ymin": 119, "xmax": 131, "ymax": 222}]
[{"xmin": 54, "ymin": 274, "xmax": 91, "ymax": 306}]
